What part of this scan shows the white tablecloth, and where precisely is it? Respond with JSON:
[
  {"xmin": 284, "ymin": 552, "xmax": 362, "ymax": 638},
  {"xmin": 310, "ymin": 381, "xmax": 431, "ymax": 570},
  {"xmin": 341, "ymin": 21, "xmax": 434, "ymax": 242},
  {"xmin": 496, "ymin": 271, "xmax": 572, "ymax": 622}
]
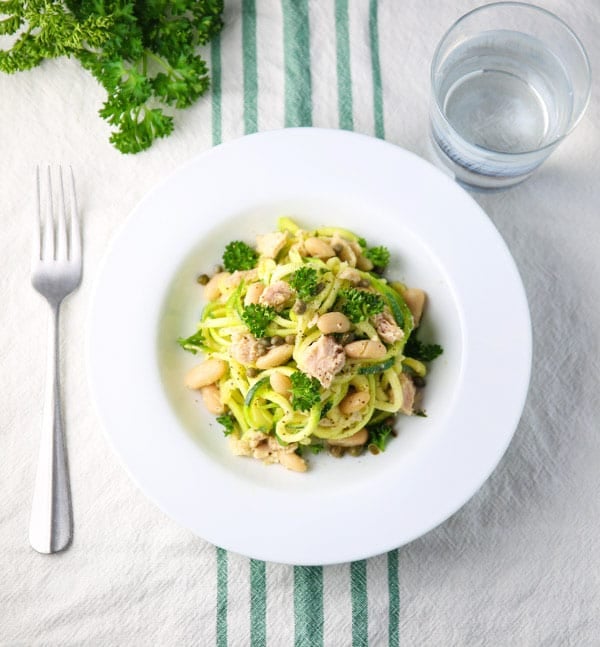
[{"xmin": 2, "ymin": 1, "xmax": 599, "ymax": 644}]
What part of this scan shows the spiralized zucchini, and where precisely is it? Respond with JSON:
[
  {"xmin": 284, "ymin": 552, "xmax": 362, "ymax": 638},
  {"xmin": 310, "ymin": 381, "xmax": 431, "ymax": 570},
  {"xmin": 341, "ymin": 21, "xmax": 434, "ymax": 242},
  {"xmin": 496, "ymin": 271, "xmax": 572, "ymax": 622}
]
[{"xmin": 181, "ymin": 217, "xmax": 436, "ymax": 472}]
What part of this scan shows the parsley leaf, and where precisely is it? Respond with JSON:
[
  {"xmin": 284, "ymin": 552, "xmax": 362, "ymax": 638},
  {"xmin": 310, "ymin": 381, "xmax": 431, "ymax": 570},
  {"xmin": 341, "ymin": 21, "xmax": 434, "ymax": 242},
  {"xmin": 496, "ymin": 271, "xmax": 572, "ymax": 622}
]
[
  {"xmin": 339, "ymin": 288, "xmax": 385, "ymax": 323},
  {"xmin": 177, "ymin": 330, "xmax": 205, "ymax": 354},
  {"xmin": 216, "ymin": 413, "xmax": 235, "ymax": 436},
  {"xmin": 222, "ymin": 241, "xmax": 259, "ymax": 272},
  {"xmin": 241, "ymin": 304, "xmax": 276, "ymax": 338},
  {"xmin": 367, "ymin": 423, "xmax": 393, "ymax": 453},
  {"xmin": 365, "ymin": 246, "xmax": 391, "ymax": 268},
  {"xmin": 0, "ymin": 0, "xmax": 224, "ymax": 153},
  {"xmin": 290, "ymin": 372, "xmax": 321, "ymax": 412},
  {"xmin": 404, "ymin": 333, "xmax": 444, "ymax": 362},
  {"xmin": 289, "ymin": 266, "xmax": 319, "ymax": 301}
]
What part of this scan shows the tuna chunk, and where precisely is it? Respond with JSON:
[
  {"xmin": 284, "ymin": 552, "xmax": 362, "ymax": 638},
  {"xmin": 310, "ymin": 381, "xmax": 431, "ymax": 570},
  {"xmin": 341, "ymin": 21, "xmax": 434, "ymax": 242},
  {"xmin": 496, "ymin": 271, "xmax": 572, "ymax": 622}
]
[
  {"xmin": 259, "ymin": 280, "xmax": 294, "ymax": 310},
  {"xmin": 231, "ymin": 333, "xmax": 264, "ymax": 365},
  {"xmin": 373, "ymin": 310, "xmax": 404, "ymax": 344},
  {"xmin": 256, "ymin": 231, "xmax": 288, "ymax": 259},
  {"xmin": 399, "ymin": 373, "xmax": 416, "ymax": 415},
  {"xmin": 299, "ymin": 335, "xmax": 345, "ymax": 388}
]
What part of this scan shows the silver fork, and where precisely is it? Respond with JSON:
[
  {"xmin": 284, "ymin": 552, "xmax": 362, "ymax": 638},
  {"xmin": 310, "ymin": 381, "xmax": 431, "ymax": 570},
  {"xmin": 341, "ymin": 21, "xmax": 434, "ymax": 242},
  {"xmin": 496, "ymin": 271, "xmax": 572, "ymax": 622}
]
[{"xmin": 30, "ymin": 166, "xmax": 82, "ymax": 554}]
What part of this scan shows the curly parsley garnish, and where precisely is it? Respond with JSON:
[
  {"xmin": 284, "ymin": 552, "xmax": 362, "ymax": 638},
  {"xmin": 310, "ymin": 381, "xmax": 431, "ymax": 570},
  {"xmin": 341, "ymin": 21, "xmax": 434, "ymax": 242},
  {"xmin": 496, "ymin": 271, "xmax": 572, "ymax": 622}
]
[
  {"xmin": 222, "ymin": 241, "xmax": 259, "ymax": 272},
  {"xmin": 290, "ymin": 372, "xmax": 321, "ymax": 412},
  {"xmin": 339, "ymin": 288, "xmax": 385, "ymax": 323},
  {"xmin": 241, "ymin": 304, "xmax": 276, "ymax": 338}
]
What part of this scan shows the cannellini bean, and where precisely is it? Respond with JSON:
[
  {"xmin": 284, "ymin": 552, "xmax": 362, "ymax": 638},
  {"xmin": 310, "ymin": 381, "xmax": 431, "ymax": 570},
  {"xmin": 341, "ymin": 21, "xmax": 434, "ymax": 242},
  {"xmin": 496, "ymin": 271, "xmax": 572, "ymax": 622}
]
[
  {"xmin": 200, "ymin": 384, "xmax": 226, "ymax": 414},
  {"xmin": 204, "ymin": 271, "xmax": 230, "ymax": 301},
  {"xmin": 304, "ymin": 237, "xmax": 335, "ymax": 259},
  {"xmin": 185, "ymin": 359, "xmax": 228, "ymax": 389},
  {"xmin": 338, "ymin": 267, "xmax": 362, "ymax": 284},
  {"xmin": 317, "ymin": 311, "xmax": 351, "ymax": 334},
  {"xmin": 335, "ymin": 239, "xmax": 356, "ymax": 266},
  {"xmin": 338, "ymin": 390, "xmax": 371, "ymax": 415},
  {"xmin": 278, "ymin": 451, "xmax": 307, "ymax": 472},
  {"xmin": 269, "ymin": 372, "xmax": 292, "ymax": 396},
  {"xmin": 403, "ymin": 288, "xmax": 426, "ymax": 326},
  {"xmin": 244, "ymin": 282, "xmax": 265, "ymax": 305},
  {"xmin": 255, "ymin": 344, "xmax": 294, "ymax": 369},
  {"xmin": 344, "ymin": 339, "xmax": 386, "ymax": 359},
  {"xmin": 328, "ymin": 428, "xmax": 369, "ymax": 447},
  {"xmin": 356, "ymin": 255, "xmax": 374, "ymax": 271}
]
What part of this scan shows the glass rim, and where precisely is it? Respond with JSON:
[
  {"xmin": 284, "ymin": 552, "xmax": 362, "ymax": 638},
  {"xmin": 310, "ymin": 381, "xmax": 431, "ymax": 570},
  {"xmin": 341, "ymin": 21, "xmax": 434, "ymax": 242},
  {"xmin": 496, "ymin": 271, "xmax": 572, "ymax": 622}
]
[{"xmin": 430, "ymin": 1, "xmax": 592, "ymax": 157}]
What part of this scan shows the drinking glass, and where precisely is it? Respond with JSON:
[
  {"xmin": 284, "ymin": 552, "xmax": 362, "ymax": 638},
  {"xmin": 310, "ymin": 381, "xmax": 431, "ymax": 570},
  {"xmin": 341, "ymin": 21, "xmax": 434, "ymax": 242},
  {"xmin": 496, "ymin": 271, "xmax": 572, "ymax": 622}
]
[{"xmin": 429, "ymin": 2, "xmax": 591, "ymax": 190}]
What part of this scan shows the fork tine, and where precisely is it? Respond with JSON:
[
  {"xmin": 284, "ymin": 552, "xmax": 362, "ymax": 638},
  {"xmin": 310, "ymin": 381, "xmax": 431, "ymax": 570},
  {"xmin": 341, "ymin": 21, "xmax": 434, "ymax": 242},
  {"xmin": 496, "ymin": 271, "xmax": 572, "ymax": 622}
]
[
  {"xmin": 32, "ymin": 166, "xmax": 42, "ymax": 263},
  {"xmin": 56, "ymin": 166, "xmax": 68, "ymax": 261},
  {"xmin": 41, "ymin": 166, "xmax": 55, "ymax": 261},
  {"xmin": 68, "ymin": 166, "xmax": 81, "ymax": 264}
]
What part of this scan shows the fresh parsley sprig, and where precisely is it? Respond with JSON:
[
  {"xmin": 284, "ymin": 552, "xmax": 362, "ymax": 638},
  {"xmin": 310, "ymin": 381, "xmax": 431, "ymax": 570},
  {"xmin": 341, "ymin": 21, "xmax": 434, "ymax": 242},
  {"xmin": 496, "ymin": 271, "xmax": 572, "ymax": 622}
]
[
  {"xmin": 241, "ymin": 304, "xmax": 276, "ymax": 338},
  {"xmin": 0, "ymin": 0, "xmax": 224, "ymax": 153},
  {"xmin": 290, "ymin": 372, "xmax": 321, "ymax": 412}
]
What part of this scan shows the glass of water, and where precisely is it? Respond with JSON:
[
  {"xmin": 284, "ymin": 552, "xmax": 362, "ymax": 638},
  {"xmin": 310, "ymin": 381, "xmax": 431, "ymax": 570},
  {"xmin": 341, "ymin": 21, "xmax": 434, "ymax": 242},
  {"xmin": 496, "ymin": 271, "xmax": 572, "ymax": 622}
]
[{"xmin": 430, "ymin": 2, "xmax": 591, "ymax": 190}]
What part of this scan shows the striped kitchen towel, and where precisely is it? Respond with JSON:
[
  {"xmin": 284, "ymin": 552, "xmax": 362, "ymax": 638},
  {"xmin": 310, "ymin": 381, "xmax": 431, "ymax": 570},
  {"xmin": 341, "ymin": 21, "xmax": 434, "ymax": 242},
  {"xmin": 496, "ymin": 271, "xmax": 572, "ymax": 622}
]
[{"xmin": 207, "ymin": 1, "xmax": 400, "ymax": 645}]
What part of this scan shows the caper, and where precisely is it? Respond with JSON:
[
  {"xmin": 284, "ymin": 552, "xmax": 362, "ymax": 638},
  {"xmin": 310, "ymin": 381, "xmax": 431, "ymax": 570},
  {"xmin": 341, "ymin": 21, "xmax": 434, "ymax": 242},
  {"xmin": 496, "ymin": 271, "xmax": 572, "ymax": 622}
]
[
  {"xmin": 196, "ymin": 274, "xmax": 210, "ymax": 285},
  {"xmin": 213, "ymin": 264, "xmax": 223, "ymax": 274},
  {"xmin": 293, "ymin": 300, "xmax": 307, "ymax": 314},
  {"xmin": 348, "ymin": 446, "xmax": 364, "ymax": 457},
  {"xmin": 270, "ymin": 336, "xmax": 284, "ymax": 346},
  {"xmin": 328, "ymin": 445, "xmax": 345, "ymax": 458},
  {"xmin": 246, "ymin": 367, "xmax": 258, "ymax": 378},
  {"xmin": 357, "ymin": 279, "xmax": 370, "ymax": 288},
  {"xmin": 315, "ymin": 282, "xmax": 326, "ymax": 294},
  {"xmin": 368, "ymin": 445, "xmax": 380, "ymax": 455},
  {"xmin": 413, "ymin": 376, "xmax": 426, "ymax": 388},
  {"xmin": 332, "ymin": 242, "xmax": 343, "ymax": 253},
  {"xmin": 285, "ymin": 334, "xmax": 296, "ymax": 345}
]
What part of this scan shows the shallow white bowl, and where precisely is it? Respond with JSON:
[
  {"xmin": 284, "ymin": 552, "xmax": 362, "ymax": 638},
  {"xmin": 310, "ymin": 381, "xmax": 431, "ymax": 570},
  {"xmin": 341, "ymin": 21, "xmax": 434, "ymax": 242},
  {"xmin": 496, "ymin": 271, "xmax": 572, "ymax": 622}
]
[{"xmin": 88, "ymin": 128, "xmax": 531, "ymax": 565}]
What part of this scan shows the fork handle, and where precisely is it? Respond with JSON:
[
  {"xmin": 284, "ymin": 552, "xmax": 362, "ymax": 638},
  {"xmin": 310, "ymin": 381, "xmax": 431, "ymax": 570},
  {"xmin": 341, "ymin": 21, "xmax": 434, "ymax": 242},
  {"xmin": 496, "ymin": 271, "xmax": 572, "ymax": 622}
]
[{"xmin": 29, "ymin": 303, "xmax": 73, "ymax": 554}]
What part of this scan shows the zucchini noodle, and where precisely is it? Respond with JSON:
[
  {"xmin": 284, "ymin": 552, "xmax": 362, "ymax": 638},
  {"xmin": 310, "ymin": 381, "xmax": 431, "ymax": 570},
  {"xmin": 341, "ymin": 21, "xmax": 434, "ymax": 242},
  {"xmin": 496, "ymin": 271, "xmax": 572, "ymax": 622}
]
[{"xmin": 180, "ymin": 217, "xmax": 439, "ymax": 472}]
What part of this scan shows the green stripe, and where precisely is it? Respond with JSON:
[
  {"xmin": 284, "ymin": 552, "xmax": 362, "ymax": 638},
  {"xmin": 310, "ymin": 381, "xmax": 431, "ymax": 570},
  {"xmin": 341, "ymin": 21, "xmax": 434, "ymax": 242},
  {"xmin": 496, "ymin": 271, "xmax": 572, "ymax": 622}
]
[
  {"xmin": 388, "ymin": 550, "xmax": 399, "ymax": 647},
  {"xmin": 351, "ymin": 560, "xmax": 368, "ymax": 647},
  {"xmin": 210, "ymin": 32, "xmax": 222, "ymax": 146},
  {"xmin": 250, "ymin": 560, "xmax": 267, "ymax": 647},
  {"xmin": 282, "ymin": 0, "xmax": 312, "ymax": 127},
  {"xmin": 369, "ymin": 0, "xmax": 385, "ymax": 138},
  {"xmin": 335, "ymin": 0, "xmax": 353, "ymax": 130},
  {"xmin": 242, "ymin": 0, "xmax": 258, "ymax": 134},
  {"xmin": 216, "ymin": 547, "xmax": 228, "ymax": 647},
  {"xmin": 294, "ymin": 566, "xmax": 324, "ymax": 647}
]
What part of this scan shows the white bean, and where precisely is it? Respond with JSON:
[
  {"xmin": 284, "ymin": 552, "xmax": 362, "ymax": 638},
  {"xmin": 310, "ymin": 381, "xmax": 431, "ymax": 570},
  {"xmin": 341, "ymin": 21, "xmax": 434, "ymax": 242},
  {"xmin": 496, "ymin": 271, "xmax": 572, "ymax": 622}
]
[
  {"xmin": 338, "ymin": 390, "xmax": 370, "ymax": 415},
  {"xmin": 201, "ymin": 384, "xmax": 226, "ymax": 414},
  {"xmin": 255, "ymin": 344, "xmax": 294, "ymax": 369},
  {"xmin": 344, "ymin": 339, "xmax": 386, "ymax": 359},
  {"xmin": 278, "ymin": 451, "xmax": 307, "ymax": 472},
  {"xmin": 185, "ymin": 359, "xmax": 228, "ymax": 389},
  {"xmin": 304, "ymin": 237, "xmax": 335, "ymax": 259},
  {"xmin": 328, "ymin": 428, "xmax": 369, "ymax": 447},
  {"xmin": 269, "ymin": 372, "xmax": 292, "ymax": 396},
  {"xmin": 244, "ymin": 282, "xmax": 265, "ymax": 305},
  {"xmin": 317, "ymin": 312, "xmax": 351, "ymax": 334},
  {"xmin": 204, "ymin": 272, "xmax": 230, "ymax": 301}
]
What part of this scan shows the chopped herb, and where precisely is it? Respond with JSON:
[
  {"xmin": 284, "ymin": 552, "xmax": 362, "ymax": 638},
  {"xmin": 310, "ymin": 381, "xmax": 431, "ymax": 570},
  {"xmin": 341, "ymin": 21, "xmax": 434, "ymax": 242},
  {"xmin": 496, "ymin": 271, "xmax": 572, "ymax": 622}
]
[
  {"xmin": 339, "ymin": 287, "xmax": 385, "ymax": 323},
  {"xmin": 289, "ymin": 266, "xmax": 319, "ymax": 301},
  {"xmin": 222, "ymin": 241, "xmax": 259, "ymax": 272},
  {"xmin": 216, "ymin": 413, "xmax": 235, "ymax": 436},
  {"xmin": 290, "ymin": 371, "xmax": 321, "ymax": 412},
  {"xmin": 241, "ymin": 304, "xmax": 276, "ymax": 338},
  {"xmin": 296, "ymin": 443, "xmax": 324, "ymax": 456},
  {"xmin": 404, "ymin": 332, "xmax": 444, "ymax": 362},
  {"xmin": 357, "ymin": 237, "xmax": 367, "ymax": 249},
  {"xmin": 367, "ymin": 422, "xmax": 394, "ymax": 453},
  {"xmin": 365, "ymin": 246, "xmax": 390, "ymax": 268},
  {"xmin": 177, "ymin": 330, "xmax": 204, "ymax": 354}
]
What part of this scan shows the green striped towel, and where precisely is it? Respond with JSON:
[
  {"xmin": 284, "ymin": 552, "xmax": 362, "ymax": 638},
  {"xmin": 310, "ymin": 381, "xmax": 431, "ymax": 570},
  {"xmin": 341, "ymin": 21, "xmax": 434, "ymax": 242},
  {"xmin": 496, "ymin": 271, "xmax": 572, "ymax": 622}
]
[{"xmin": 205, "ymin": 2, "xmax": 399, "ymax": 645}]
